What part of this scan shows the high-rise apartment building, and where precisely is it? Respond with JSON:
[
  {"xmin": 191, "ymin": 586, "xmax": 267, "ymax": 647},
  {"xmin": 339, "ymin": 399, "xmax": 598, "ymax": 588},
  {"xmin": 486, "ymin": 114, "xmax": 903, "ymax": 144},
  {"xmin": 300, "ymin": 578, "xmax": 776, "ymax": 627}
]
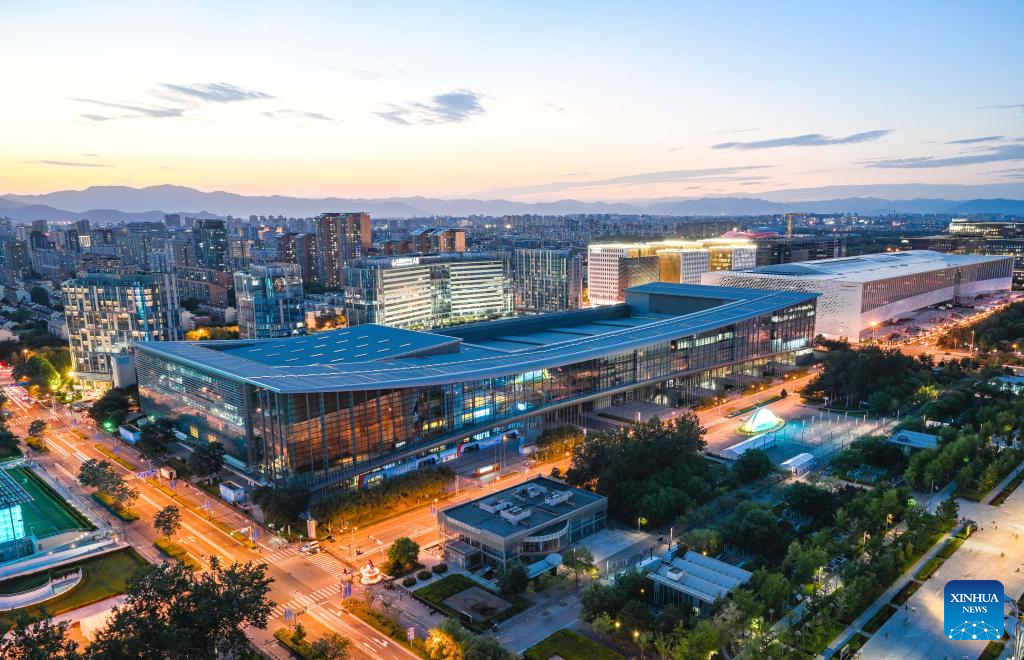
[
  {"xmin": 587, "ymin": 244, "xmax": 660, "ymax": 306},
  {"xmin": 316, "ymin": 212, "xmax": 371, "ymax": 289},
  {"xmin": 513, "ymin": 249, "xmax": 583, "ymax": 313},
  {"xmin": 234, "ymin": 263, "xmax": 305, "ymax": 339},
  {"xmin": 277, "ymin": 233, "xmax": 319, "ymax": 285},
  {"xmin": 193, "ymin": 219, "xmax": 229, "ymax": 271},
  {"xmin": 63, "ymin": 272, "xmax": 182, "ymax": 389}
]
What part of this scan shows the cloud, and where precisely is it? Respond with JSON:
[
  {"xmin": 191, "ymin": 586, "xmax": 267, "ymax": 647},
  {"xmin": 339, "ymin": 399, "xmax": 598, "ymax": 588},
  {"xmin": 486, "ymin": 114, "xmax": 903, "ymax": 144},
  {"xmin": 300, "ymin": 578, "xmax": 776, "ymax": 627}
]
[
  {"xmin": 160, "ymin": 82, "xmax": 272, "ymax": 103},
  {"xmin": 977, "ymin": 103, "xmax": 1024, "ymax": 110},
  {"xmin": 946, "ymin": 136, "xmax": 1004, "ymax": 145},
  {"xmin": 713, "ymin": 129, "xmax": 893, "ymax": 150},
  {"xmin": 377, "ymin": 90, "xmax": 485, "ymax": 125},
  {"xmin": 486, "ymin": 166, "xmax": 770, "ymax": 195},
  {"xmin": 73, "ymin": 98, "xmax": 186, "ymax": 120},
  {"xmin": 262, "ymin": 109, "xmax": 333, "ymax": 121},
  {"xmin": 23, "ymin": 160, "xmax": 109, "ymax": 168},
  {"xmin": 864, "ymin": 141, "xmax": 1024, "ymax": 169}
]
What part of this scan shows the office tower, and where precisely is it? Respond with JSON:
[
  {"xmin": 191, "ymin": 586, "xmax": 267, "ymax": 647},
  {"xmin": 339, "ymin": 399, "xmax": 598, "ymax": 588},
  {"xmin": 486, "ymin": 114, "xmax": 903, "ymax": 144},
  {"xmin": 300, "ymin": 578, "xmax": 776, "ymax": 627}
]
[
  {"xmin": 587, "ymin": 244, "xmax": 660, "ymax": 306},
  {"xmin": 316, "ymin": 212, "xmax": 371, "ymax": 289},
  {"xmin": 234, "ymin": 263, "xmax": 306, "ymax": 339},
  {"xmin": 658, "ymin": 249, "xmax": 711, "ymax": 284},
  {"xmin": 193, "ymin": 219, "xmax": 228, "ymax": 271},
  {"xmin": 173, "ymin": 265, "xmax": 231, "ymax": 306},
  {"xmin": 164, "ymin": 213, "xmax": 182, "ymax": 229},
  {"xmin": 63, "ymin": 271, "xmax": 181, "ymax": 389},
  {"xmin": 512, "ymin": 249, "xmax": 583, "ymax": 313},
  {"xmin": 344, "ymin": 254, "xmax": 511, "ymax": 329},
  {"xmin": 745, "ymin": 233, "xmax": 846, "ymax": 267},
  {"xmin": 277, "ymin": 233, "xmax": 319, "ymax": 286},
  {"xmin": 31, "ymin": 220, "xmax": 48, "ymax": 234}
]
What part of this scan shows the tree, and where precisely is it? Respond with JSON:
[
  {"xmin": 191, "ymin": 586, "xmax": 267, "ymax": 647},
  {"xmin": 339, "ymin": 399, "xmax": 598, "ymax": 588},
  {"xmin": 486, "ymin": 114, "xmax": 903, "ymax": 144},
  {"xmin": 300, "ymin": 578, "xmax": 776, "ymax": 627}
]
[
  {"xmin": 310, "ymin": 632, "xmax": 352, "ymax": 660},
  {"xmin": 89, "ymin": 387, "xmax": 135, "ymax": 428},
  {"xmin": 463, "ymin": 635, "xmax": 514, "ymax": 660},
  {"xmin": 252, "ymin": 484, "xmax": 311, "ymax": 526},
  {"xmin": 731, "ymin": 449, "xmax": 774, "ymax": 483},
  {"xmin": 139, "ymin": 418, "xmax": 175, "ymax": 455},
  {"xmin": 30, "ymin": 286, "xmax": 50, "ymax": 308},
  {"xmin": 86, "ymin": 558, "xmax": 273, "ymax": 658},
  {"xmin": 0, "ymin": 610, "xmax": 80, "ymax": 660},
  {"xmin": 563, "ymin": 545, "xmax": 595, "ymax": 585},
  {"xmin": 187, "ymin": 441, "xmax": 226, "ymax": 478},
  {"xmin": 154, "ymin": 505, "xmax": 182, "ymax": 539},
  {"xmin": 496, "ymin": 561, "xmax": 528, "ymax": 597},
  {"xmin": 78, "ymin": 458, "xmax": 116, "ymax": 490},
  {"xmin": 28, "ymin": 419, "xmax": 47, "ymax": 437},
  {"xmin": 425, "ymin": 626, "xmax": 463, "ymax": 660},
  {"xmin": 108, "ymin": 480, "xmax": 140, "ymax": 510},
  {"xmin": 27, "ymin": 355, "xmax": 61, "ymax": 393},
  {"xmin": 386, "ymin": 537, "xmax": 420, "ymax": 573},
  {"xmin": 292, "ymin": 623, "xmax": 307, "ymax": 645},
  {"xmin": 936, "ymin": 496, "xmax": 959, "ymax": 528}
]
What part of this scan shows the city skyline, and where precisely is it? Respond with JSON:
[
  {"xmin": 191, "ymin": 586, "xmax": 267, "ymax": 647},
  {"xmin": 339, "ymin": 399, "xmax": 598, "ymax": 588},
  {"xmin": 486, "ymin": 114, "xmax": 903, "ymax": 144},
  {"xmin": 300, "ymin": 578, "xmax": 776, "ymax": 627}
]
[{"xmin": 3, "ymin": 1, "xmax": 1023, "ymax": 201}]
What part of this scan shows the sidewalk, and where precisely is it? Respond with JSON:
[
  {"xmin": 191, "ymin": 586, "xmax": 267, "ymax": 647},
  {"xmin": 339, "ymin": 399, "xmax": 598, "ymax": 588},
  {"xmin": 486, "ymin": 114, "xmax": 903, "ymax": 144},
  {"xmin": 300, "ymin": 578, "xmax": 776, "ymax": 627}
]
[{"xmin": 820, "ymin": 525, "xmax": 958, "ymax": 658}]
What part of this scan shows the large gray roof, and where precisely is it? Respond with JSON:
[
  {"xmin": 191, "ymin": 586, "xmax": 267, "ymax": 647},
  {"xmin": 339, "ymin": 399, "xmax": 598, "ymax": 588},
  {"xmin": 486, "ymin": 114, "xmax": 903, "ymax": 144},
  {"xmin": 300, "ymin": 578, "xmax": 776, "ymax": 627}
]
[
  {"xmin": 742, "ymin": 250, "xmax": 1011, "ymax": 282},
  {"xmin": 133, "ymin": 284, "xmax": 816, "ymax": 393}
]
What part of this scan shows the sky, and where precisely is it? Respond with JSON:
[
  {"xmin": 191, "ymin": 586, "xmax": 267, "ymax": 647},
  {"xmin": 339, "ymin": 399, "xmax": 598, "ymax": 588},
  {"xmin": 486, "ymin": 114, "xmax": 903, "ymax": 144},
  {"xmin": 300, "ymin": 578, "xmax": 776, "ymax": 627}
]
[{"xmin": 2, "ymin": 1, "xmax": 1023, "ymax": 202}]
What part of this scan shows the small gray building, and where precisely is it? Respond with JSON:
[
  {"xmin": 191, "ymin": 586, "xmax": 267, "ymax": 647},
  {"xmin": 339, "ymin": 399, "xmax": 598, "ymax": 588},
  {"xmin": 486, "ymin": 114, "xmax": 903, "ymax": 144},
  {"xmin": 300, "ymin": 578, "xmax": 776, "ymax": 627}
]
[{"xmin": 438, "ymin": 477, "xmax": 606, "ymax": 570}]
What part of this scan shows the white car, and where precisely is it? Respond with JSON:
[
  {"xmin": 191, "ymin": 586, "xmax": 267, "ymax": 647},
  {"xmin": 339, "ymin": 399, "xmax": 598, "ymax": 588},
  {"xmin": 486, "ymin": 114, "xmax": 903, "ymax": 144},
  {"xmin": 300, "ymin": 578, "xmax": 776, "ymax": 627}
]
[{"xmin": 300, "ymin": 541, "xmax": 321, "ymax": 555}]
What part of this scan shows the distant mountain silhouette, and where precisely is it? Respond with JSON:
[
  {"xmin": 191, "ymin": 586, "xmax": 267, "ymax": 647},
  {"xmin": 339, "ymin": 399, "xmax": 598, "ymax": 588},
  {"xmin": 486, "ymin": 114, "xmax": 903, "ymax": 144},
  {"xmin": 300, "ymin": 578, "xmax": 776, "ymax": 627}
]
[{"xmin": 2, "ymin": 184, "xmax": 1023, "ymax": 221}]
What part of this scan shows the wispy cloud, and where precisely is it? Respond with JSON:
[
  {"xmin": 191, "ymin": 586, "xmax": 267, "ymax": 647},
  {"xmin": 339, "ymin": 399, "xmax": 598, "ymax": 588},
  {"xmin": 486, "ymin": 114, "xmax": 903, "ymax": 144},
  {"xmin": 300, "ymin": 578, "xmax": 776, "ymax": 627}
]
[
  {"xmin": 160, "ymin": 82, "xmax": 272, "ymax": 103},
  {"xmin": 977, "ymin": 102, "xmax": 1024, "ymax": 110},
  {"xmin": 23, "ymin": 159, "xmax": 109, "ymax": 168},
  {"xmin": 713, "ymin": 129, "xmax": 893, "ymax": 150},
  {"xmin": 73, "ymin": 98, "xmax": 186, "ymax": 120},
  {"xmin": 946, "ymin": 136, "xmax": 1004, "ymax": 145},
  {"xmin": 486, "ymin": 166, "xmax": 769, "ymax": 195},
  {"xmin": 262, "ymin": 109, "xmax": 333, "ymax": 121},
  {"xmin": 377, "ymin": 90, "xmax": 485, "ymax": 125},
  {"xmin": 864, "ymin": 141, "xmax": 1024, "ymax": 169}
]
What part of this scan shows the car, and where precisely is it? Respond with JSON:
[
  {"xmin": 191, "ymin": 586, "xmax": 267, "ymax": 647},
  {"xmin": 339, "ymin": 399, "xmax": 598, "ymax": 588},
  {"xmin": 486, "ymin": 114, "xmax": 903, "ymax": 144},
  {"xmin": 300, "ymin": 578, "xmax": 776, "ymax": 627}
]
[
  {"xmin": 323, "ymin": 534, "xmax": 335, "ymax": 543},
  {"xmin": 300, "ymin": 541, "xmax": 321, "ymax": 555}
]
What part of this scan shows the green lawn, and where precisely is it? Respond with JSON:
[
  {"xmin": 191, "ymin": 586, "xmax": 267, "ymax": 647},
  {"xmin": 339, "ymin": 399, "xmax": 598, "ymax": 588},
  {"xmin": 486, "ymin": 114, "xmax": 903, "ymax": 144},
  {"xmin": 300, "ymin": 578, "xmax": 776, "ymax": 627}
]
[
  {"xmin": 7, "ymin": 467, "xmax": 94, "ymax": 536},
  {"xmin": 0, "ymin": 548, "xmax": 149, "ymax": 627},
  {"xmin": 524, "ymin": 629, "xmax": 623, "ymax": 660}
]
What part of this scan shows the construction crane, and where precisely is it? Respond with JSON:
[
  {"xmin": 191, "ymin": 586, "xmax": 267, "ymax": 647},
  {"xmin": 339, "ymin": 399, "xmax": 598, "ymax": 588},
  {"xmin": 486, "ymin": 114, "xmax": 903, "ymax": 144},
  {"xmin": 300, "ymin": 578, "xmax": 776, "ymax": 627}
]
[{"xmin": 784, "ymin": 212, "xmax": 797, "ymax": 238}]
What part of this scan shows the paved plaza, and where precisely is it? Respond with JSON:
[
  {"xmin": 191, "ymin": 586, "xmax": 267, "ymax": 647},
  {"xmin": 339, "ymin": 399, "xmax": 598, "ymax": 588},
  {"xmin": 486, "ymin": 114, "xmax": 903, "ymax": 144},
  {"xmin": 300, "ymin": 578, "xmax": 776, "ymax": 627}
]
[{"xmin": 853, "ymin": 475, "xmax": 1024, "ymax": 659}]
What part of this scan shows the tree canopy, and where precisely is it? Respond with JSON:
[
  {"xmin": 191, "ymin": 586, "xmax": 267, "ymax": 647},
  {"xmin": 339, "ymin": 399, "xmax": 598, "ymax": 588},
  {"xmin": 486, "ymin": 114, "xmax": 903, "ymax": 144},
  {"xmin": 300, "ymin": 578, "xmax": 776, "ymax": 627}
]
[{"xmin": 564, "ymin": 415, "xmax": 723, "ymax": 525}]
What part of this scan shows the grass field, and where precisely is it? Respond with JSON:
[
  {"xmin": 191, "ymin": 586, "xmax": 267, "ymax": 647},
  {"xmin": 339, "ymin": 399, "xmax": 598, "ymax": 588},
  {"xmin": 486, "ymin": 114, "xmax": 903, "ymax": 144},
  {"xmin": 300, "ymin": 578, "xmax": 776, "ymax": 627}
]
[
  {"xmin": 0, "ymin": 548, "xmax": 149, "ymax": 627},
  {"xmin": 6, "ymin": 467, "xmax": 94, "ymax": 537},
  {"xmin": 524, "ymin": 629, "xmax": 623, "ymax": 660}
]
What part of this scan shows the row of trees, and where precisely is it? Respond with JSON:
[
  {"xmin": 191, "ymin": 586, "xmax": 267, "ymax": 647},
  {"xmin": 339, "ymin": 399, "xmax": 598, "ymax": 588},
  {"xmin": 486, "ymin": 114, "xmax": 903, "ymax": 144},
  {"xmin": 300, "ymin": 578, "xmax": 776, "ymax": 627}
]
[
  {"xmin": 310, "ymin": 466, "xmax": 455, "ymax": 528},
  {"xmin": 1, "ymin": 559, "xmax": 274, "ymax": 659},
  {"xmin": 937, "ymin": 301, "xmax": 1024, "ymax": 353},
  {"xmin": 564, "ymin": 415, "xmax": 725, "ymax": 526}
]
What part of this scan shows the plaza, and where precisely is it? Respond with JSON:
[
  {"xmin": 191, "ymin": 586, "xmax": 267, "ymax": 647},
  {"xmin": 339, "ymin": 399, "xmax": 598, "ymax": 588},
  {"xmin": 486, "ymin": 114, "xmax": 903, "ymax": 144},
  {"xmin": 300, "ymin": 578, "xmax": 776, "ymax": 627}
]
[{"xmin": 845, "ymin": 474, "xmax": 1024, "ymax": 659}]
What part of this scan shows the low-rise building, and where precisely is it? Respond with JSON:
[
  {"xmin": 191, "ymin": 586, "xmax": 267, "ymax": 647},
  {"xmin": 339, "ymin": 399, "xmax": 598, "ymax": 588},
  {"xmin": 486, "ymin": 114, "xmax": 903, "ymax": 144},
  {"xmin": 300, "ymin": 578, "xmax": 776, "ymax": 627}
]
[
  {"xmin": 648, "ymin": 549, "xmax": 752, "ymax": 616},
  {"xmin": 439, "ymin": 476, "xmax": 607, "ymax": 570}
]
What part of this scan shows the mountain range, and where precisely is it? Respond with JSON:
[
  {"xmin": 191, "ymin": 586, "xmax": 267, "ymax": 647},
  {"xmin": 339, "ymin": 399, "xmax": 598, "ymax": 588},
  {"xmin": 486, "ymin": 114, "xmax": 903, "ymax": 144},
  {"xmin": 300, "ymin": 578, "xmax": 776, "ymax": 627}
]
[{"xmin": 2, "ymin": 184, "xmax": 1024, "ymax": 222}]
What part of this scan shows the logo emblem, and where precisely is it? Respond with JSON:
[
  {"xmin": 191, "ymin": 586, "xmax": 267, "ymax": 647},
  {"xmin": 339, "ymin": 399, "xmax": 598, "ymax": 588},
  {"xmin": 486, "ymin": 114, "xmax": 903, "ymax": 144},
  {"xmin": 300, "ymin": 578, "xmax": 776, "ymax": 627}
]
[{"xmin": 944, "ymin": 579, "xmax": 1004, "ymax": 641}]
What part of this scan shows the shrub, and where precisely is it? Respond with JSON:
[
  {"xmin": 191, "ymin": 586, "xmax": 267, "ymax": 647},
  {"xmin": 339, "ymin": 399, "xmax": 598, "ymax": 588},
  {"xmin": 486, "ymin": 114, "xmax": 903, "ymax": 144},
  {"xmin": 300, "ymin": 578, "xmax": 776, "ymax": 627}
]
[
  {"xmin": 25, "ymin": 436, "xmax": 47, "ymax": 452},
  {"xmin": 402, "ymin": 575, "xmax": 417, "ymax": 587},
  {"xmin": 432, "ymin": 563, "xmax": 448, "ymax": 574},
  {"xmin": 417, "ymin": 569, "xmax": 432, "ymax": 581},
  {"xmin": 915, "ymin": 556, "xmax": 943, "ymax": 581}
]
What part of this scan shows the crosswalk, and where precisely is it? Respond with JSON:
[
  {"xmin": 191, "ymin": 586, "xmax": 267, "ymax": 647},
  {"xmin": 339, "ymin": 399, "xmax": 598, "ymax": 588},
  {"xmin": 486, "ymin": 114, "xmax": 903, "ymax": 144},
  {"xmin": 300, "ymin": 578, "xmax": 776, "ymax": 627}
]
[
  {"xmin": 271, "ymin": 582, "xmax": 344, "ymax": 618},
  {"xmin": 306, "ymin": 552, "xmax": 350, "ymax": 579},
  {"xmin": 262, "ymin": 547, "xmax": 302, "ymax": 563}
]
